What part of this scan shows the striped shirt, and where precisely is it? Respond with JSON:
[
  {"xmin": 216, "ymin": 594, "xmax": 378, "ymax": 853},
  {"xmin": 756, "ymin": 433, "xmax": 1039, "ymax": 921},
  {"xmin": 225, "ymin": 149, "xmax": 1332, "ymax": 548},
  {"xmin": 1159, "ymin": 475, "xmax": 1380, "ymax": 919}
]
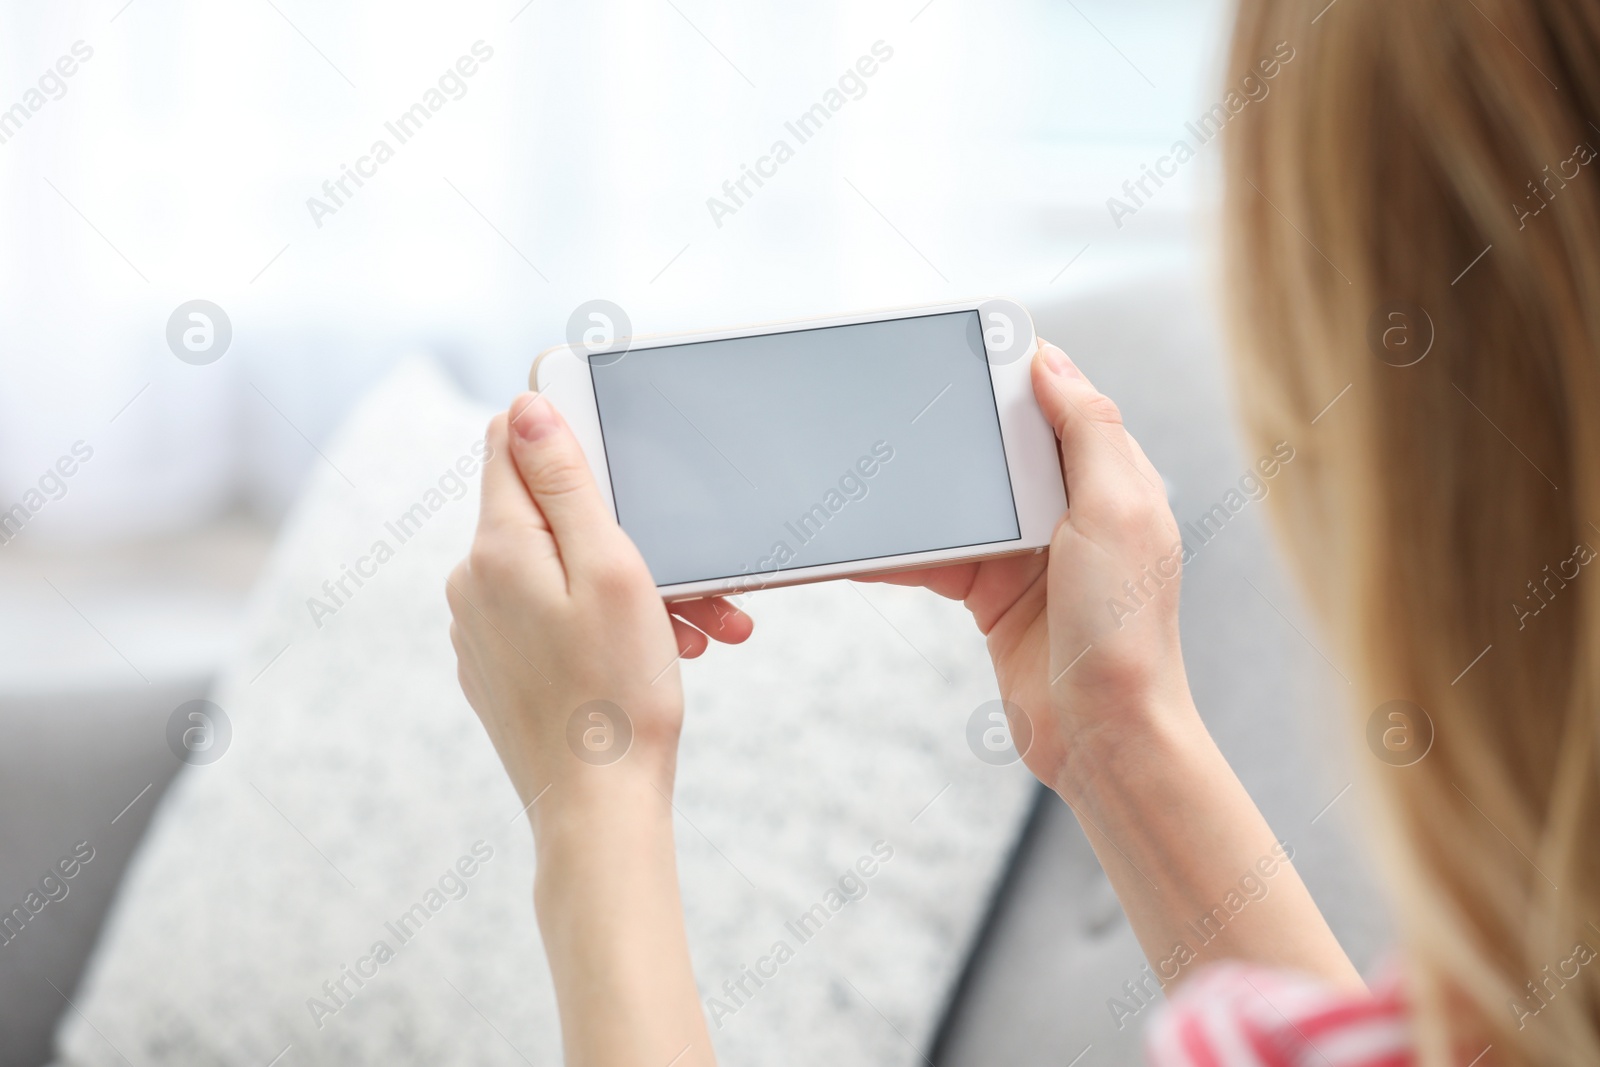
[{"xmin": 1146, "ymin": 963, "xmax": 1413, "ymax": 1067}]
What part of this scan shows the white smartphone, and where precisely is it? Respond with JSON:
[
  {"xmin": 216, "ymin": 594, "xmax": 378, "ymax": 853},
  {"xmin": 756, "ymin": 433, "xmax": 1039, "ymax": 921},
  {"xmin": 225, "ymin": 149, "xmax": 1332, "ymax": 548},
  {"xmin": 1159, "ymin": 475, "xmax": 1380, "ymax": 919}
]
[{"xmin": 530, "ymin": 298, "xmax": 1067, "ymax": 601}]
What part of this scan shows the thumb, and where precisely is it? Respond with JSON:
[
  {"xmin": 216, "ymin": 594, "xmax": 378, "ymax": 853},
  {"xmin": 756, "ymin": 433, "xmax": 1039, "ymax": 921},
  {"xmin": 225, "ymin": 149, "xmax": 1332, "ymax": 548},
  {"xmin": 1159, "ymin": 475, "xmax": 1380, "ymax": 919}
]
[
  {"xmin": 1030, "ymin": 342, "xmax": 1152, "ymax": 507},
  {"xmin": 506, "ymin": 392, "xmax": 618, "ymax": 571}
]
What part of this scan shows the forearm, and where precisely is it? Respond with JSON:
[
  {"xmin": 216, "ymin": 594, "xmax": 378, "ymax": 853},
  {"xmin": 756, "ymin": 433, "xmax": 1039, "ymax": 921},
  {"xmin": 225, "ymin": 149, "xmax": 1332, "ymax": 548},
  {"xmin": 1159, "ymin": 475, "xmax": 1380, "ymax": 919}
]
[
  {"xmin": 1057, "ymin": 689, "xmax": 1363, "ymax": 993},
  {"xmin": 533, "ymin": 776, "xmax": 715, "ymax": 1067}
]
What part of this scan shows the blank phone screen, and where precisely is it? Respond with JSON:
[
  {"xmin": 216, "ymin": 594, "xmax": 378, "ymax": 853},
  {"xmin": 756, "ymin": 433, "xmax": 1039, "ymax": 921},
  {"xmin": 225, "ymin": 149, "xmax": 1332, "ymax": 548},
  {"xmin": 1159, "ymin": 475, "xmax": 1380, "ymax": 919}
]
[{"xmin": 589, "ymin": 310, "xmax": 1021, "ymax": 588}]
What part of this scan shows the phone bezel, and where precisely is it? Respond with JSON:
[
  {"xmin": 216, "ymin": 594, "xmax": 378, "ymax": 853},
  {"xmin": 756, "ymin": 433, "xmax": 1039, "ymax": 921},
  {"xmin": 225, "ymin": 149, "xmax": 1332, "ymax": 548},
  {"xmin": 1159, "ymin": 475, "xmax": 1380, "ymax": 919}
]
[{"xmin": 530, "ymin": 298, "xmax": 1067, "ymax": 601}]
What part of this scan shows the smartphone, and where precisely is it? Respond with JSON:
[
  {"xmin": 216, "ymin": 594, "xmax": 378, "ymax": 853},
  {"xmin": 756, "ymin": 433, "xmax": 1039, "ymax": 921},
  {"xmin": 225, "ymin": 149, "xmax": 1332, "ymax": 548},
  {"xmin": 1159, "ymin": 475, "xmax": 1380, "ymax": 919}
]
[{"xmin": 530, "ymin": 298, "xmax": 1067, "ymax": 600}]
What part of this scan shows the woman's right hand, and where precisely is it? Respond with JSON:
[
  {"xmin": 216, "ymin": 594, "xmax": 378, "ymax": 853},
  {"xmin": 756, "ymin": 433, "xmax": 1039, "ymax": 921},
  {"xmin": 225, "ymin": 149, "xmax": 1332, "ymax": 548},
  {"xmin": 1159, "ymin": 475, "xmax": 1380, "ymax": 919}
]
[
  {"xmin": 862, "ymin": 340, "xmax": 1194, "ymax": 797},
  {"xmin": 866, "ymin": 340, "xmax": 1361, "ymax": 992}
]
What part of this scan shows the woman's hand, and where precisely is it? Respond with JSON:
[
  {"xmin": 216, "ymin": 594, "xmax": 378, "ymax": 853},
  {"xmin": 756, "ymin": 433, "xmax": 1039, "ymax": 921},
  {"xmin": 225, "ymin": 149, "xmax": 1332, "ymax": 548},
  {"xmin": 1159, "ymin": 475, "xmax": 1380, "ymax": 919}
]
[
  {"xmin": 447, "ymin": 393, "xmax": 751, "ymax": 819},
  {"xmin": 863, "ymin": 341, "xmax": 1191, "ymax": 795},
  {"xmin": 867, "ymin": 342, "xmax": 1361, "ymax": 993},
  {"xmin": 447, "ymin": 392, "xmax": 744, "ymax": 1067}
]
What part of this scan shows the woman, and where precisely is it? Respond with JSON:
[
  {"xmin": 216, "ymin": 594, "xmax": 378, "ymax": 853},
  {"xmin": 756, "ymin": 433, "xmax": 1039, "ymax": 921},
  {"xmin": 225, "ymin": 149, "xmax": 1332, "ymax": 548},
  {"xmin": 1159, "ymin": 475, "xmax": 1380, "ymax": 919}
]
[{"xmin": 446, "ymin": 0, "xmax": 1600, "ymax": 1062}]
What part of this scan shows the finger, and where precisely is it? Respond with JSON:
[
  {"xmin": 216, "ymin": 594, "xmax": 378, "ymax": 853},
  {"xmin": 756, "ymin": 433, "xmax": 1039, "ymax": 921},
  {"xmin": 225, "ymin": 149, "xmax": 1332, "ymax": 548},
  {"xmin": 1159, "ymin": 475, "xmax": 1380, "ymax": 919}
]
[
  {"xmin": 1031, "ymin": 342, "xmax": 1159, "ymax": 505},
  {"xmin": 668, "ymin": 597, "xmax": 754, "ymax": 645},
  {"xmin": 854, "ymin": 562, "xmax": 978, "ymax": 602},
  {"xmin": 505, "ymin": 392, "xmax": 620, "ymax": 573},
  {"xmin": 1038, "ymin": 336, "xmax": 1096, "ymax": 388},
  {"xmin": 476, "ymin": 412, "xmax": 549, "ymax": 538},
  {"xmin": 670, "ymin": 616, "xmax": 711, "ymax": 659}
]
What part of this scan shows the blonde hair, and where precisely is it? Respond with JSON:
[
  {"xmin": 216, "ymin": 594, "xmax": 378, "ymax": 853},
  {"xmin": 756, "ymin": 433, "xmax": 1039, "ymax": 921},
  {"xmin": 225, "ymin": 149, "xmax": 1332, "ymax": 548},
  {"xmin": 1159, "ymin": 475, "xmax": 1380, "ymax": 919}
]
[{"xmin": 1222, "ymin": 0, "xmax": 1600, "ymax": 1062}]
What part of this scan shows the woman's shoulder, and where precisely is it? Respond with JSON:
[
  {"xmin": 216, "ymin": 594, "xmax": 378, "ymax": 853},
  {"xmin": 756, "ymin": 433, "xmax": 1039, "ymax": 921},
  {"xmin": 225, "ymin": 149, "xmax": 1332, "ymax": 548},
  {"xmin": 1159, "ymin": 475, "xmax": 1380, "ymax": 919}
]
[{"xmin": 1145, "ymin": 960, "xmax": 1412, "ymax": 1067}]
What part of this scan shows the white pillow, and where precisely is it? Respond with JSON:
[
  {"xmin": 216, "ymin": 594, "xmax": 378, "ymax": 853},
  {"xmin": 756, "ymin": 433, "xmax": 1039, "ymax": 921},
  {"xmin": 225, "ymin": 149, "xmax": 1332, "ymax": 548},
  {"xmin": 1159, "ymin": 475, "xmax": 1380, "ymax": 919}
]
[{"xmin": 55, "ymin": 358, "xmax": 1035, "ymax": 1066}]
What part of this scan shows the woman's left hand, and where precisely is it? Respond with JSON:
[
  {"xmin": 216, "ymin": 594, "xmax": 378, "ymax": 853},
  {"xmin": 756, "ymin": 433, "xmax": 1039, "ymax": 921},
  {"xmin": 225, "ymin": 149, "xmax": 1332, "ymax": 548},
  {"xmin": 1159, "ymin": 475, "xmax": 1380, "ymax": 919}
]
[
  {"xmin": 447, "ymin": 391, "xmax": 752, "ymax": 818},
  {"xmin": 447, "ymin": 391, "xmax": 744, "ymax": 1067}
]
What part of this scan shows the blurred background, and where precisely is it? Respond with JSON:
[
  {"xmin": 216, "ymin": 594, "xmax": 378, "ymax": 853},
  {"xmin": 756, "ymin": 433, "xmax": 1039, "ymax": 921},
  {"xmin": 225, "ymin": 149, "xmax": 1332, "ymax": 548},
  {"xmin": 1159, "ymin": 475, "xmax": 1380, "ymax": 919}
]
[
  {"xmin": 3, "ymin": 3, "xmax": 1392, "ymax": 1066},
  {"xmin": 0, "ymin": 0, "xmax": 1225, "ymax": 609}
]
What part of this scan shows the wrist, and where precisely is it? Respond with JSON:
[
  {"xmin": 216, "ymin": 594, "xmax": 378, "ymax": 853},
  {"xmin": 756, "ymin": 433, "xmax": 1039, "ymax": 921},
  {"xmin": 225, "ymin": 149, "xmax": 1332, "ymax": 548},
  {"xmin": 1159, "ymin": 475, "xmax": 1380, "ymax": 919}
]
[
  {"xmin": 530, "ymin": 767, "xmax": 678, "ymax": 901},
  {"xmin": 531, "ymin": 763, "xmax": 673, "ymax": 847},
  {"xmin": 1052, "ymin": 682, "xmax": 1213, "ymax": 811},
  {"xmin": 527, "ymin": 768, "xmax": 712, "ymax": 1064},
  {"xmin": 1051, "ymin": 690, "xmax": 1258, "ymax": 916}
]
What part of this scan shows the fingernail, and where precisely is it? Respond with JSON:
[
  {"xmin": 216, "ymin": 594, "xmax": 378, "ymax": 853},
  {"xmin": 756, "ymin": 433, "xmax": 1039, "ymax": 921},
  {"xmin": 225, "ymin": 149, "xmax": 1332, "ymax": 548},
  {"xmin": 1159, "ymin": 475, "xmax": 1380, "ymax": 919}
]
[
  {"xmin": 1041, "ymin": 344, "xmax": 1082, "ymax": 379},
  {"xmin": 511, "ymin": 393, "xmax": 557, "ymax": 442}
]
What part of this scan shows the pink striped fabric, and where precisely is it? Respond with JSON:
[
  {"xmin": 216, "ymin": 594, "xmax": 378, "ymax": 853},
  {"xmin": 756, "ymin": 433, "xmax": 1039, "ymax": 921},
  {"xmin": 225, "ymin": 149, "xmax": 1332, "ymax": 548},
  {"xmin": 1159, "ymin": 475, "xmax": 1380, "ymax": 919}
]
[{"xmin": 1145, "ymin": 963, "xmax": 1413, "ymax": 1067}]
